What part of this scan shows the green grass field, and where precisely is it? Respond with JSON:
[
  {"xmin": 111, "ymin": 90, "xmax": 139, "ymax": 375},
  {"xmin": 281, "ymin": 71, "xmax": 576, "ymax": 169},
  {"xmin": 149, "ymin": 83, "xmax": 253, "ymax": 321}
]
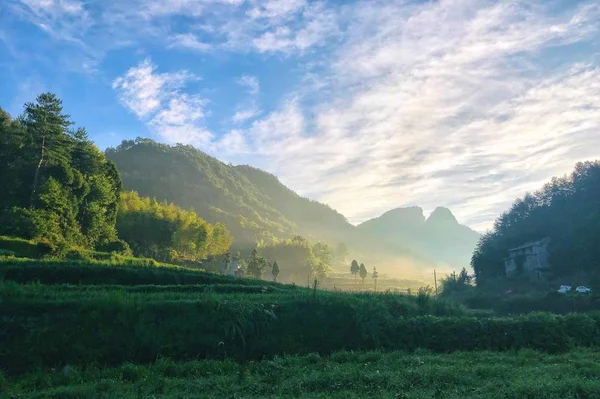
[
  {"xmin": 6, "ymin": 350, "xmax": 600, "ymax": 398},
  {"xmin": 3, "ymin": 257, "xmax": 600, "ymax": 398}
]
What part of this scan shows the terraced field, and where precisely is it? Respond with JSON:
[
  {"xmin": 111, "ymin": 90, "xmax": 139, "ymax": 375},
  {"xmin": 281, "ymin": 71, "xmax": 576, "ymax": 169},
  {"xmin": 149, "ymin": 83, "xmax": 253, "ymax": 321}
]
[{"xmin": 3, "ymin": 258, "xmax": 600, "ymax": 398}]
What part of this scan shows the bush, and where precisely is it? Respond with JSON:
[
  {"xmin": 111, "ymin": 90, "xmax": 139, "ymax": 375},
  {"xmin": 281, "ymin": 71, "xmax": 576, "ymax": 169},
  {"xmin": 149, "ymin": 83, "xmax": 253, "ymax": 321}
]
[
  {"xmin": 0, "ymin": 236, "xmax": 53, "ymax": 259},
  {"xmin": 2, "ymin": 295, "xmax": 599, "ymax": 376},
  {"xmin": 0, "ymin": 249, "xmax": 17, "ymax": 257},
  {"xmin": 464, "ymin": 291, "xmax": 600, "ymax": 315},
  {"xmin": 36, "ymin": 240, "xmax": 55, "ymax": 257},
  {"xmin": 96, "ymin": 240, "xmax": 132, "ymax": 256}
]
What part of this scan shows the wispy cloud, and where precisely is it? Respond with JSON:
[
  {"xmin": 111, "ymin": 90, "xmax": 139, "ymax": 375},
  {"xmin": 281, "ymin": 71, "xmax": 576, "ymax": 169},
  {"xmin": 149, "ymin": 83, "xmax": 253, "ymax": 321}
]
[
  {"xmin": 236, "ymin": 75, "xmax": 259, "ymax": 95},
  {"xmin": 8, "ymin": 0, "xmax": 341, "ymax": 71},
  {"xmin": 168, "ymin": 33, "xmax": 212, "ymax": 52},
  {"xmin": 223, "ymin": 0, "xmax": 600, "ymax": 230},
  {"xmin": 232, "ymin": 106, "xmax": 261, "ymax": 123},
  {"xmin": 112, "ymin": 58, "xmax": 212, "ymax": 145},
  {"xmin": 10, "ymin": 0, "xmax": 91, "ymax": 45},
  {"xmin": 249, "ymin": 2, "xmax": 339, "ymax": 53}
]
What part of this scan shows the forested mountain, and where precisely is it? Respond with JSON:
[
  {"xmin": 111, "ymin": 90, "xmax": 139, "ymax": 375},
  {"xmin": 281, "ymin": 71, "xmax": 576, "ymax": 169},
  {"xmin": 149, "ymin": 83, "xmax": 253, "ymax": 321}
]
[
  {"xmin": 472, "ymin": 161, "xmax": 600, "ymax": 286},
  {"xmin": 106, "ymin": 138, "xmax": 361, "ymax": 250},
  {"xmin": 358, "ymin": 206, "xmax": 481, "ymax": 267},
  {"xmin": 106, "ymin": 138, "xmax": 478, "ymax": 269}
]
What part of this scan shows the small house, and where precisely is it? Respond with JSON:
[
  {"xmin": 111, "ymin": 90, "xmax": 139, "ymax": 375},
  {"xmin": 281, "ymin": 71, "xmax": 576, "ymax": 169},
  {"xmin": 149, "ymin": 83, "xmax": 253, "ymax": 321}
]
[{"xmin": 504, "ymin": 237, "xmax": 551, "ymax": 280}]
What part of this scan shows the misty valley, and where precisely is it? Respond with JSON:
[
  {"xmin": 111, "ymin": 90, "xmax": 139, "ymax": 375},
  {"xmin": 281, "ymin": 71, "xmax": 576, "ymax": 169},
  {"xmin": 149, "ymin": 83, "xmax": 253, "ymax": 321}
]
[{"xmin": 2, "ymin": 0, "xmax": 600, "ymax": 395}]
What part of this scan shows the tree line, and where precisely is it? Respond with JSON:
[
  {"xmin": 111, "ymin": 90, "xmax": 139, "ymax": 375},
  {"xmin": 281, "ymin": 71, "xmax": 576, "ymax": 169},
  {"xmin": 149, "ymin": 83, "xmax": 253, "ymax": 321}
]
[
  {"xmin": 350, "ymin": 259, "xmax": 378, "ymax": 289},
  {"xmin": 472, "ymin": 161, "xmax": 600, "ymax": 286},
  {"xmin": 0, "ymin": 94, "xmax": 233, "ymax": 262}
]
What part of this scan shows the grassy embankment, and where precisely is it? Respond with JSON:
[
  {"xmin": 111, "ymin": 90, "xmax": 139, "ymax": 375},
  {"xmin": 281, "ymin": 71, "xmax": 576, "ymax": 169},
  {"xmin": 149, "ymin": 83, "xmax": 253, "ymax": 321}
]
[{"xmin": 3, "ymin": 257, "xmax": 600, "ymax": 397}]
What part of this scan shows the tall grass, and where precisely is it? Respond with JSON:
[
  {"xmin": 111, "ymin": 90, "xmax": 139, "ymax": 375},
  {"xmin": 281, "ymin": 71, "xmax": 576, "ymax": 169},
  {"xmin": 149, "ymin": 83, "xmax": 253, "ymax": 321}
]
[
  {"xmin": 6, "ymin": 349, "xmax": 600, "ymax": 398},
  {"xmin": 0, "ymin": 258, "xmax": 287, "ymax": 288},
  {"xmin": 2, "ymin": 283, "xmax": 599, "ymax": 375}
]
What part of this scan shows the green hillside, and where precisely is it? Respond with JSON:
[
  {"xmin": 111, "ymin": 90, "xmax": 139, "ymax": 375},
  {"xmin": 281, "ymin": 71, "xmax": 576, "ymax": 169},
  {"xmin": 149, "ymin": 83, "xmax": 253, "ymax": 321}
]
[
  {"xmin": 106, "ymin": 138, "xmax": 294, "ymax": 247},
  {"xmin": 105, "ymin": 139, "xmax": 394, "ymax": 258}
]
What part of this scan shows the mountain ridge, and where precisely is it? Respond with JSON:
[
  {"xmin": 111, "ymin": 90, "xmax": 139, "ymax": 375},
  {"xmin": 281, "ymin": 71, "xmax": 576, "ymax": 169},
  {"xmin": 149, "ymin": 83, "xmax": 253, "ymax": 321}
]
[
  {"xmin": 358, "ymin": 206, "xmax": 481, "ymax": 267},
  {"xmin": 106, "ymin": 138, "xmax": 478, "ymax": 268}
]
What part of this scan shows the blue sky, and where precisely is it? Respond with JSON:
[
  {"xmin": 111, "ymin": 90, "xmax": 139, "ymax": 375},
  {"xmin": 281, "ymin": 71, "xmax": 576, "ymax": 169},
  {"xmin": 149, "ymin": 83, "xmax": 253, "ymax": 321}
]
[{"xmin": 1, "ymin": 0, "xmax": 600, "ymax": 231}]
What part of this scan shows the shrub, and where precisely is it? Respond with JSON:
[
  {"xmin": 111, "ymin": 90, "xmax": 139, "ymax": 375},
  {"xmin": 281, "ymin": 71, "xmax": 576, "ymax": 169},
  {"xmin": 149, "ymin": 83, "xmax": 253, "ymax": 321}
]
[
  {"xmin": 2, "ymin": 289, "xmax": 599, "ymax": 375},
  {"xmin": 36, "ymin": 240, "xmax": 55, "ymax": 257},
  {"xmin": 0, "ymin": 258, "xmax": 286, "ymax": 288},
  {"xmin": 63, "ymin": 248, "xmax": 93, "ymax": 262},
  {"xmin": 0, "ymin": 249, "xmax": 16, "ymax": 257},
  {"xmin": 97, "ymin": 240, "xmax": 132, "ymax": 256},
  {"xmin": 464, "ymin": 291, "xmax": 600, "ymax": 315}
]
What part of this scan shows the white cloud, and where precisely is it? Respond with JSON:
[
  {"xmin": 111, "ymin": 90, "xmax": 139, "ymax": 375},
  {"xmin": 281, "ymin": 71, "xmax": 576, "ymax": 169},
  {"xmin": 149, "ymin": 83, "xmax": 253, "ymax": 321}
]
[
  {"xmin": 12, "ymin": 0, "xmax": 91, "ymax": 44},
  {"xmin": 9, "ymin": 0, "xmax": 340, "ymax": 60},
  {"xmin": 236, "ymin": 75, "xmax": 259, "ymax": 94},
  {"xmin": 250, "ymin": 2, "xmax": 338, "ymax": 53},
  {"xmin": 233, "ymin": 106, "xmax": 261, "ymax": 123},
  {"xmin": 112, "ymin": 58, "xmax": 211, "ymax": 145},
  {"xmin": 213, "ymin": 129, "xmax": 247, "ymax": 154},
  {"xmin": 223, "ymin": 0, "xmax": 600, "ymax": 230},
  {"xmin": 247, "ymin": 99, "xmax": 304, "ymax": 145},
  {"xmin": 112, "ymin": 58, "xmax": 196, "ymax": 118},
  {"xmin": 247, "ymin": 0, "xmax": 306, "ymax": 20},
  {"xmin": 168, "ymin": 33, "xmax": 212, "ymax": 52}
]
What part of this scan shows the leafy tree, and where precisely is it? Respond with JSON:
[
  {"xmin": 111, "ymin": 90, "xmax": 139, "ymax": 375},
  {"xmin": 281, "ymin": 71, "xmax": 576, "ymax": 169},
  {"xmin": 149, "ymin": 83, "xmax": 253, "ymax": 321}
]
[
  {"xmin": 335, "ymin": 242, "xmax": 349, "ymax": 263},
  {"xmin": 359, "ymin": 263, "xmax": 368, "ymax": 284},
  {"xmin": 21, "ymin": 93, "xmax": 74, "ymax": 209},
  {"xmin": 372, "ymin": 266, "xmax": 379, "ymax": 291},
  {"xmin": 272, "ymin": 261, "xmax": 280, "ymax": 282},
  {"xmin": 117, "ymin": 191, "xmax": 232, "ymax": 262},
  {"xmin": 458, "ymin": 267, "xmax": 472, "ymax": 284},
  {"xmin": 440, "ymin": 267, "xmax": 473, "ymax": 296},
  {"xmin": 260, "ymin": 236, "xmax": 316, "ymax": 283},
  {"xmin": 312, "ymin": 242, "xmax": 332, "ymax": 268},
  {"xmin": 0, "ymin": 94, "xmax": 121, "ymax": 249},
  {"xmin": 246, "ymin": 248, "xmax": 269, "ymax": 278},
  {"xmin": 315, "ymin": 261, "xmax": 328, "ymax": 283},
  {"xmin": 350, "ymin": 259, "xmax": 359, "ymax": 282}
]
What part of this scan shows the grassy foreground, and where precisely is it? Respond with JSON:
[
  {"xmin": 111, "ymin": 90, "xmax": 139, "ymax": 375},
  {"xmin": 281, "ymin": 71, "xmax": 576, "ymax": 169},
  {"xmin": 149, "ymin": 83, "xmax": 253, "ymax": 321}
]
[
  {"xmin": 5, "ymin": 349, "xmax": 600, "ymax": 398},
  {"xmin": 4, "ymin": 258, "xmax": 600, "ymax": 398}
]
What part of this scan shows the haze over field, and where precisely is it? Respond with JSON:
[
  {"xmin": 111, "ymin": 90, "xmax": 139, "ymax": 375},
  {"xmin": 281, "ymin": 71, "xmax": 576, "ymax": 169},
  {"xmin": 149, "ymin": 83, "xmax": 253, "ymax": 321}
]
[{"xmin": 2, "ymin": 0, "xmax": 599, "ymax": 233}]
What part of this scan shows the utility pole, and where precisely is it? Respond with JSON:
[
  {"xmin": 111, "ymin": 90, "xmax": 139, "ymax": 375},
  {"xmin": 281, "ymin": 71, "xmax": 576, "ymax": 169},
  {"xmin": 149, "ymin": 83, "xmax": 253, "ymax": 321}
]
[{"xmin": 434, "ymin": 269, "xmax": 438, "ymax": 296}]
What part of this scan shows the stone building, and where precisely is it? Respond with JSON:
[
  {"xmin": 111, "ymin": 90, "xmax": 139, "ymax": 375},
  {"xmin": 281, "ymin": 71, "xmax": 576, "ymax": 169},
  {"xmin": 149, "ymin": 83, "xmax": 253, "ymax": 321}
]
[{"xmin": 504, "ymin": 237, "xmax": 551, "ymax": 280}]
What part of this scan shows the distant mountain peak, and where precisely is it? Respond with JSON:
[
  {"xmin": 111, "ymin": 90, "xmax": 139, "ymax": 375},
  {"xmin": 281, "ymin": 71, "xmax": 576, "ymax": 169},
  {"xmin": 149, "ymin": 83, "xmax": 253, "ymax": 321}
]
[
  {"xmin": 426, "ymin": 207, "xmax": 458, "ymax": 225},
  {"xmin": 358, "ymin": 205, "xmax": 480, "ymax": 267},
  {"xmin": 379, "ymin": 206, "xmax": 425, "ymax": 224}
]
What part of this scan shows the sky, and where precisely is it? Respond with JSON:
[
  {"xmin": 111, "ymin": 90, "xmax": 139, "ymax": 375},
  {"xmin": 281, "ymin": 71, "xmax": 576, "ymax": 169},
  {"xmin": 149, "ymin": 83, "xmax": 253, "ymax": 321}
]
[{"xmin": 1, "ymin": 0, "xmax": 600, "ymax": 232}]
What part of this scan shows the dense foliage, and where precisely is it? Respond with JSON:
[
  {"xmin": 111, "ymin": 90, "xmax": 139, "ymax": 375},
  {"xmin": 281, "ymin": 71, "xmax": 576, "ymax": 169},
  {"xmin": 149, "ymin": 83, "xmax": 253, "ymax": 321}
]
[
  {"xmin": 462, "ymin": 291, "xmax": 600, "ymax": 316},
  {"xmin": 472, "ymin": 161, "xmax": 600, "ymax": 285},
  {"xmin": 259, "ymin": 236, "xmax": 333, "ymax": 284},
  {"xmin": 105, "ymin": 139, "xmax": 309, "ymax": 247},
  {"xmin": 3, "ymin": 282, "xmax": 598, "ymax": 375},
  {"xmin": 117, "ymin": 191, "xmax": 232, "ymax": 262},
  {"xmin": 0, "ymin": 95, "xmax": 122, "ymax": 250}
]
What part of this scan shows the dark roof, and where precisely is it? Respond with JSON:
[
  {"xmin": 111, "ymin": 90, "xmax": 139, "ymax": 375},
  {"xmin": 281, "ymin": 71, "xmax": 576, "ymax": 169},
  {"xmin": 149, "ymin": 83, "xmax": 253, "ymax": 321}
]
[{"xmin": 508, "ymin": 237, "xmax": 550, "ymax": 252}]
